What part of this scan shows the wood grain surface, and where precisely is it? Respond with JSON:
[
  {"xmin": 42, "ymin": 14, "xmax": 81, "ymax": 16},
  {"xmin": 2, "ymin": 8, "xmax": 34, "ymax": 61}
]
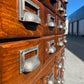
[
  {"xmin": 42, "ymin": 35, "xmax": 56, "ymax": 62},
  {"xmin": 39, "ymin": 0, "xmax": 56, "ymax": 13},
  {"xmin": 0, "ymin": 38, "xmax": 44, "ymax": 84},
  {"xmin": 43, "ymin": 7, "xmax": 57, "ymax": 35},
  {"xmin": 0, "ymin": 0, "xmax": 45, "ymax": 39}
]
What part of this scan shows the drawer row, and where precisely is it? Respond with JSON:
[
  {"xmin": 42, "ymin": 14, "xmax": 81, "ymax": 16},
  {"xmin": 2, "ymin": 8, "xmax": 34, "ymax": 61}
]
[
  {"xmin": 0, "ymin": 35, "xmax": 67, "ymax": 84},
  {"xmin": 0, "ymin": 0, "xmax": 67, "ymax": 40},
  {"xmin": 30, "ymin": 48, "xmax": 65, "ymax": 84}
]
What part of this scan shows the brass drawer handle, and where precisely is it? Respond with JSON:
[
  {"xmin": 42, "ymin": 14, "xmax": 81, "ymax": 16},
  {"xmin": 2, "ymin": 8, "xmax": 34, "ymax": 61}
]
[
  {"xmin": 19, "ymin": 0, "xmax": 41, "ymax": 24},
  {"xmin": 19, "ymin": 45, "xmax": 40, "ymax": 74},
  {"xmin": 48, "ymin": 14, "xmax": 56, "ymax": 28},
  {"xmin": 48, "ymin": 40, "xmax": 56, "ymax": 54}
]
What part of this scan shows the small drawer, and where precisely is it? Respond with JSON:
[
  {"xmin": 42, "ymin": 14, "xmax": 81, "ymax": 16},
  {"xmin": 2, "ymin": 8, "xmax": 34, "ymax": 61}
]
[
  {"xmin": 0, "ymin": 0, "xmax": 45, "ymax": 40},
  {"xmin": 38, "ymin": 0, "xmax": 57, "ymax": 13},
  {"xmin": 55, "ymin": 35, "xmax": 64, "ymax": 50},
  {"xmin": 56, "ymin": 0, "xmax": 65, "ymax": 17},
  {"xmin": 56, "ymin": 15, "xmax": 65, "ymax": 34},
  {"xmin": 42, "ymin": 35, "xmax": 57, "ymax": 62},
  {"xmin": 43, "ymin": 7, "xmax": 57, "ymax": 35},
  {"xmin": 43, "ymin": 64, "xmax": 55, "ymax": 84},
  {"xmin": 0, "ymin": 38, "xmax": 44, "ymax": 84}
]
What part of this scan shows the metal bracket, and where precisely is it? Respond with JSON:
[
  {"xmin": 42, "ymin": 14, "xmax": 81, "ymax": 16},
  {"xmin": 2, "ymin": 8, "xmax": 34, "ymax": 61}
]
[{"xmin": 19, "ymin": 45, "xmax": 40, "ymax": 74}]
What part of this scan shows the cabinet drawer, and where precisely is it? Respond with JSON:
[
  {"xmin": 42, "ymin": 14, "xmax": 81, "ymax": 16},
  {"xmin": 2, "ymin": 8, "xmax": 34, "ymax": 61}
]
[
  {"xmin": 56, "ymin": 0, "xmax": 65, "ymax": 18},
  {"xmin": 38, "ymin": 0, "xmax": 57, "ymax": 13},
  {"xmin": 56, "ymin": 15, "xmax": 65, "ymax": 34},
  {"xmin": 42, "ymin": 35, "xmax": 57, "ymax": 62},
  {"xmin": 43, "ymin": 64, "xmax": 55, "ymax": 84},
  {"xmin": 0, "ymin": 0, "xmax": 45, "ymax": 40},
  {"xmin": 43, "ymin": 7, "xmax": 57, "ymax": 35},
  {"xmin": 55, "ymin": 34, "xmax": 65, "ymax": 50},
  {"xmin": 0, "ymin": 38, "xmax": 44, "ymax": 84}
]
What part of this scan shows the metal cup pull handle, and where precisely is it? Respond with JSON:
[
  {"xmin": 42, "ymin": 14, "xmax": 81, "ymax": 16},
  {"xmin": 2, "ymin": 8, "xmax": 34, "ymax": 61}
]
[
  {"xmin": 57, "ymin": 78, "xmax": 61, "ymax": 84},
  {"xmin": 48, "ymin": 14, "xmax": 56, "ymax": 28},
  {"xmin": 19, "ymin": 45, "xmax": 40, "ymax": 74},
  {"xmin": 19, "ymin": 0, "xmax": 41, "ymax": 24},
  {"xmin": 64, "ymin": 39, "xmax": 67, "ymax": 43},
  {"xmin": 58, "ymin": 63, "xmax": 62, "ymax": 69},
  {"xmin": 58, "ymin": 41, "xmax": 64, "ymax": 47},
  {"xmin": 47, "ymin": 71, "xmax": 55, "ymax": 84},
  {"xmin": 48, "ymin": 40, "xmax": 56, "ymax": 54},
  {"xmin": 58, "ymin": 1, "xmax": 64, "ymax": 12}
]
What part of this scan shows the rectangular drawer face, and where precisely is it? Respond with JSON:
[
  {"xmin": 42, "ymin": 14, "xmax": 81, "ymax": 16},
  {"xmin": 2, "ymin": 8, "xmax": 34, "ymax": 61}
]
[
  {"xmin": 43, "ymin": 7, "xmax": 57, "ymax": 35},
  {"xmin": 42, "ymin": 35, "xmax": 57, "ymax": 62},
  {"xmin": 55, "ymin": 52, "xmax": 65, "ymax": 84},
  {"xmin": 43, "ymin": 64, "xmax": 55, "ymax": 84},
  {"xmin": 0, "ymin": 38, "xmax": 44, "ymax": 84},
  {"xmin": 56, "ymin": 16, "xmax": 65, "ymax": 34},
  {"xmin": 55, "ymin": 35, "xmax": 65, "ymax": 50},
  {"xmin": 0, "ymin": 0, "xmax": 45, "ymax": 39},
  {"xmin": 56, "ymin": 0, "xmax": 65, "ymax": 17},
  {"xmin": 39, "ymin": 0, "xmax": 57, "ymax": 13}
]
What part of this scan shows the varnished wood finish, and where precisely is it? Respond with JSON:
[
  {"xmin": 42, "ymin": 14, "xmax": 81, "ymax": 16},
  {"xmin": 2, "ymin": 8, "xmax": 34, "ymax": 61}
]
[
  {"xmin": 28, "ymin": 55, "xmax": 56, "ymax": 84},
  {"xmin": 55, "ymin": 34, "xmax": 64, "ymax": 50},
  {"xmin": 38, "ymin": 0, "xmax": 56, "ymax": 13},
  {"xmin": 56, "ymin": 0, "xmax": 66, "ymax": 18},
  {"xmin": 0, "ymin": 0, "xmax": 45, "ymax": 40},
  {"xmin": 43, "ymin": 64, "xmax": 55, "ymax": 84},
  {"xmin": 42, "ymin": 35, "xmax": 56, "ymax": 62},
  {"xmin": 56, "ymin": 15, "xmax": 65, "ymax": 34},
  {"xmin": 43, "ymin": 7, "xmax": 57, "ymax": 35},
  {"xmin": 0, "ymin": 38, "xmax": 44, "ymax": 84},
  {"xmin": 0, "ymin": 0, "xmax": 67, "ymax": 83}
]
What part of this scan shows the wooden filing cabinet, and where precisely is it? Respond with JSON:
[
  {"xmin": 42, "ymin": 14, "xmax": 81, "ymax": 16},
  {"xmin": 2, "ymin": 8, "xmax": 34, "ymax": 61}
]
[{"xmin": 0, "ymin": 0, "xmax": 67, "ymax": 84}]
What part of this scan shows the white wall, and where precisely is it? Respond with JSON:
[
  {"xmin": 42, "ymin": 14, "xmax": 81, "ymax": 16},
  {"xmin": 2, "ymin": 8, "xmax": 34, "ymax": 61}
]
[
  {"xmin": 70, "ymin": 23, "xmax": 72, "ymax": 35},
  {"xmin": 73, "ymin": 21, "xmax": 77, "ymax": 36},
  {"xmin": 79, "ymin": 19, "xmax": 84, "ymax": 36}
]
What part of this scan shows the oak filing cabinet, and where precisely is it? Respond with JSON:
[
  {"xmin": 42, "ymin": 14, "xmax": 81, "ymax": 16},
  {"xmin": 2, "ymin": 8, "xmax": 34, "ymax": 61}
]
[{"xmin": 0, "ymin": 0, "xmax": 68, "ymax": 84}]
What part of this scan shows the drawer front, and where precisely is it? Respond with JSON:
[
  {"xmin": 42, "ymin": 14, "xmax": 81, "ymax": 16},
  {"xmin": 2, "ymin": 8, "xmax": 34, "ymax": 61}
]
[
  {"xmin": 0, "ymin": 0, "xmax": 44, "ymax": 39},
  {"xmin": 55, "ymin": 35, "xmax": 65, "ymax": 50},
  {"xmin": 55, "ymin": 52, "xmax": 65, "ymax": 84},
  {"xmin": 56, "ymin": 15, "xmax": 65, "ymax": 34},
  {"xmin": 44, "ymin": 7, "xmax": 57, "ymax": 35},
  {"xmin": 56, "ymin": 0, "xmax": 66, "ymax": 18},
  {"xmin": 0, "ymin": 38, "xmax": 44, "ymax": 84},
  {"xmin": 43, "ymin": 64, "xmax": 55, "ymax": 84},
  {"xmin": 39, "ymin": 0, "xmax": 57, "ymax": 13},
  {"xmin": 42, "ymin": 35, "xmax": 57, "ymax": 62}
]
